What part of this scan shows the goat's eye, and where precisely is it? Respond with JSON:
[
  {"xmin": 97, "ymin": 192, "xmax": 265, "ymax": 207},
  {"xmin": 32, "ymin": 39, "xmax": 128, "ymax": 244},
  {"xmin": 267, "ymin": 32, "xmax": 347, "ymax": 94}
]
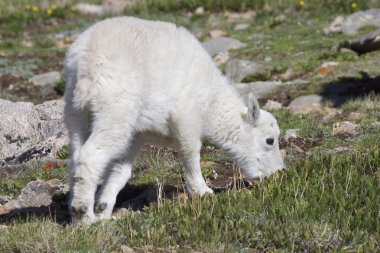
[{"xmin": 266, "ymin": 138, "xmax": 274, "ymax": 145}]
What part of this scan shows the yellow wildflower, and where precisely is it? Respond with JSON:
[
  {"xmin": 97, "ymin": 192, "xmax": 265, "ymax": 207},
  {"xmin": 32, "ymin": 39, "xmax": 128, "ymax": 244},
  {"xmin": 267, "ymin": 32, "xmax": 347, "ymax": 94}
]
[
  {"xmin": 70, "ymin": 6, "xmax": 77, "ymax": 12},
  {"xmin": 46, "ymin": 9, "xmax": 52, "ymax": 15},
  {"xmin": 25, "ymin": 5, "xmax": 31, "ymax": 10},
  {"xmin": 32, "ymin": 6, "xmax": 38, "ymax": 12},
  {"xmin": 52, "ymin": 4, "xmax": 58, "ymax": 10},
  {"xmin": 299, "ymin": 0, "xmax": 305, "ymax": 6},
  {"xmin": 351, "ymin": 2, "xmax": 357, "ymax": 8}
]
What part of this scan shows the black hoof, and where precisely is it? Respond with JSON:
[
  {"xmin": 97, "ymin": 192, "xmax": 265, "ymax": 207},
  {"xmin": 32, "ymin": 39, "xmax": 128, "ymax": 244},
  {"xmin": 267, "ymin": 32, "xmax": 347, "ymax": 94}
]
[{"xmin": 95, "ymin": 202, "xmax": 107, "ymax": 213}]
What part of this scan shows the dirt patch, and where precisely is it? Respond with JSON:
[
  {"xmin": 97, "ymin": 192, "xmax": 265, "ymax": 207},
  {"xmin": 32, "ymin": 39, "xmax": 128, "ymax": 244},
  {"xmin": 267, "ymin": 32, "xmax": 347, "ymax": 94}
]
[{"xmin": 280, "ymin": 137, "xmax": 321, "ymax": 158}]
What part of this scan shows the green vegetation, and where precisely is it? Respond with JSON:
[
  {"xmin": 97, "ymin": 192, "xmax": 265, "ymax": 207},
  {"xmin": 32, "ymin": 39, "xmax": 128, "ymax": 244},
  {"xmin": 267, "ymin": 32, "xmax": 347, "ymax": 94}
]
[{"xmin": 1, "ymin": 0, "xmax": 380, "ymax": 252}]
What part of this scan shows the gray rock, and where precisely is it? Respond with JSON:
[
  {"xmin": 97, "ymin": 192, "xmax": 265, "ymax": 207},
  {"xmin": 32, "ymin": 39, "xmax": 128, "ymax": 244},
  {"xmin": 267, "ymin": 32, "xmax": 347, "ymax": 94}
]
[
  {"xmin": 369, "ymin": 122, "xmax": 380, "ymax": 129},
  {"xmin": 28, "ymin": 71, "xmax": 61, "ymax": 87},
  {"xmin": 0, "ymin": 99, "xmax": 66, "ymax": 165},
  {"xmin": 247, "ymin": 34, "xmax": 272, "ymax": 40},
  {"xmin": 225, "ymin": 59, "xmax": 265, "ymax": 83},
  {"xmin": 5, "ymin": 179, "xmax": 67, "ymax": 209},
  {"xmin": 324, "ymin": 9, "xmax": 380, "ymax": 35},
  {"xmin": 234, "ymin": 23, "xmax": 250, "ymax": 31},
  {"xmin": 202, "ymin": 37, "xmax": 247, "ymax": 56},
  {"xmin": 0, "ymin": 195, "xmax": 11, "ymax": 205},
  {"xmin": 340, "ymin": 28, "xmax": 380, "ymax": 55},
  {"xmin": 263, "ymin": 100, "xmax": 282, "ymax": 110},
  {"xmin": 332, "ymin": 121, "xmax": 359, "ymax": 136},
  {"xmin": 284, "ymin": 129, "xmax": 300, "ymax": 142},
  {"xmin": 287, "ymin": 95, "xmax": 323, "ymax": 114},
  {"xmin": 233, "ymin": 81, "xmax": 282, "ymax": 100}
]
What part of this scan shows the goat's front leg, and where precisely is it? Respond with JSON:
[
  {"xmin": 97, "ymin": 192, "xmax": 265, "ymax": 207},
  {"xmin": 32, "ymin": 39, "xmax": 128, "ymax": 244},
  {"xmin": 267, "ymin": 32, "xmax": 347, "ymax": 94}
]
[{"xmin": 179, "ymin": 138, "xmax": 214, "ymax": 196}]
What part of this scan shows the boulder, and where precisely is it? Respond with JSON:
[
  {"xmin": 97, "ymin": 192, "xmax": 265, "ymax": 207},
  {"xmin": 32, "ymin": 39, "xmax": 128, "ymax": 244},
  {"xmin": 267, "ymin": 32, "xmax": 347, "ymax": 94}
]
[
  {"xmin": 324, "ymin": 9, "xmax": 380, "ymax": 35},
  {"xmin": 332, "ymin": 121, "xmax": 359, "ymax": 136},
  {"xmin": 263, "ymin": 100, "xmax": 282, "ymax": 110},
  {"xmin": 0, "ymin": 99, "xmax": 67, "ymax": 166},
  {"xmin": 339, "ymin": 29, "xmax": 380, "ymax": 55}
]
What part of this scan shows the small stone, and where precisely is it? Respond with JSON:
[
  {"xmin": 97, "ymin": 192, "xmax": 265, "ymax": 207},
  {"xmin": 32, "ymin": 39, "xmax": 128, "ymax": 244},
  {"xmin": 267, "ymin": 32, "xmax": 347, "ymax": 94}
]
[
  {"xmin": 225, "ymin": 59, "xmax": 264, "ymax": 83},
  {"xmin": 369, "ymin": 122, "xmax": 380, "ymax": 129},
  {"xmin": 202, "ymin": 37, "xmax": 247, "ymax": 56},
  {"xmin": 332, "ymin": 121, "xmax": 359, "ymax": 136},
  {"xmin": 263, "ymin": 100, "xmax": 282, "ymax": 110},
  {"xmin": 234, "ymin": 23, "xmax": 250, "ymax": 31},
  {"xmin": 247, "ymin": 34, "xmax": 272, "ymax": 40},
  {"xmin": 347, "ymin": 112, "xmax": 367, "ymax": 121},
  {"xmin": 234, "ymin": 81, "xmax": 282, "ymax": 100},
  {"xmin": 121, "ymin": 245, "xmax": 135, "ymax": 253},
  {"xmin": 209, "ymin": 30, "xmax": 227, "ymax": 39},
  {"xmin": 321, "ymin": 107, "xmax": 341, "ymax": 122},
  {"xmin": 264, "ymin": 56, "xmax": 272, "ymax": 62},
  {"xmin": 287, "ymin": 95, "xmax": 323, "ymax": 114},
  {"xmin": 284, "ymin": 129, "xmax": 300, "ymax": 142},
  {"xmin": 275, "ymin": 14, "xmax": 287, "ymax": 23},
  {"xmin": 0, "ymin": 195, "xmax": 12, "ymax": 205},
  {"xmin": 22, "ymin": 40, "xmax": 33, "ymax": 47},
  {"xmin": 212, "ymin": 52, "xmax": 230, "ymax": 66},
  {"xmin": 195, "ymin": 6, "xmax": 204, "ymax": 15},
  {"xmin": 319, "ymin": 62, "xmax": 338, "ymax": 75},
  {"xmin": 28, "ymin": 71, "xmax": 61, "ymax": 87}
]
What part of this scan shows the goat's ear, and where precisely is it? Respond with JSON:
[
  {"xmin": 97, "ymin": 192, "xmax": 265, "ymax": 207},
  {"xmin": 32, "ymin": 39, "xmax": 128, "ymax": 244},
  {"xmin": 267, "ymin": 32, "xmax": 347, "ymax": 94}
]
[{"xmin": 244, "ymin": 93, "xmax": 261, "ymax": 125}]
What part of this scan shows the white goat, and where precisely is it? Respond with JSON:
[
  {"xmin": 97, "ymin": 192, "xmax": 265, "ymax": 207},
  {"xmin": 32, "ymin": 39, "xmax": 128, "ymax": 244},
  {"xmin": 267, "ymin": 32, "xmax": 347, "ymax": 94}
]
[{"xmin": 64, "ymin": 17, "xmax": 285, "ymax": 223}]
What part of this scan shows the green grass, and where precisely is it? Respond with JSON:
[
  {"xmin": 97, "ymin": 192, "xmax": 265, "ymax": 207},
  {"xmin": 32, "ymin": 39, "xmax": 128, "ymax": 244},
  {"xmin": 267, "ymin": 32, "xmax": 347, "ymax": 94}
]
[
  {"xmin": 1, "ymin": 1, "xmax": 380, "ymax": 252},
  {"xmin": 1, "ymin": 143, "xmax": 379, "ymax": 252}
]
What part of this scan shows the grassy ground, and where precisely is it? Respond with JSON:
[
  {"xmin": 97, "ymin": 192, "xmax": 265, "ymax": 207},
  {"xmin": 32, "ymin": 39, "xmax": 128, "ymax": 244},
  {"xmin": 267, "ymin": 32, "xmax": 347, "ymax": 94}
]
[{"xmin": 0, "ymin": 1, "xmax": 380, "ymax": 252}]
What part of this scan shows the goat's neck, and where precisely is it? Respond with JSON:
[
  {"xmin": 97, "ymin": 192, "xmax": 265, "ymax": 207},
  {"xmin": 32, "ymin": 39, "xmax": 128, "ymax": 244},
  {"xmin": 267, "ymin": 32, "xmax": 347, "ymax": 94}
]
[{"xmin": 204, "ymin": 84, "xmax": 246, "ymax": 155}]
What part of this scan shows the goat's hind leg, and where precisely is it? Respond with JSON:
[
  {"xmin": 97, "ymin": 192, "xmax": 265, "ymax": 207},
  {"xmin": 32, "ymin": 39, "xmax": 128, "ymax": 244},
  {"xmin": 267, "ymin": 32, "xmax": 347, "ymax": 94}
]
[
  {"xmin": 95, "ymin": 139, "xmax": 143, "ymax": 220},
  {"xmin": 69, "ymin": 114, "xmax": 135, "ymax": 224}
]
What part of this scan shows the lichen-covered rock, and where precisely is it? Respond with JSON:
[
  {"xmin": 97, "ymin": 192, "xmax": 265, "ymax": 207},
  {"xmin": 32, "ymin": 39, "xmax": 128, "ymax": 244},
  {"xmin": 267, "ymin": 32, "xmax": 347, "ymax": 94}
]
[{"xmin": 0, "ymin": 99, "xmax": 67, "ymax": 166}]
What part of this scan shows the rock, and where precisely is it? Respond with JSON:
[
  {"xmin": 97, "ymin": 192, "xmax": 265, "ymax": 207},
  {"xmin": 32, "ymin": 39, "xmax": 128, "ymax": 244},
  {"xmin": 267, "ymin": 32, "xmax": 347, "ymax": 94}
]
[
  {"xmin": 209, "ymin": 30, "xmax": 227, "ymax": 39},
  {"xmin": 275, "ymin": 14, "xmax": 287, "ymax": 23},
  {"xmin": 247, "ymin": 34, "xmax": 272, "ymax": 40},
  {"xmin": 0, "ymin": 99, "xmax": 66, "ymax": 166},
  {"xmin": 284, "ymin": 129, "xmax": 300, "ymax": 142},
  {"xmin": 202, "ymin": 37, "xmax": 247, "ymax": 56},
  {"xmin": 0, "ymin": 195, "xmax": 11, "ymax": 205},
  {"xmin": 121, "ymin": 245, "xmax": 136, "ymax": 253},
  {"xmin": 28, "ymin": 71, "xmax": 61, "ymax": 87},
  {"xmin": 339, "ymin": 29, "xmax": 380, "ymax": 55},
  {"xmin": 287, "ymin": 95, "xmax": 323, "ymax": 114},
  {"xmin": 194, "ymin": 6, "xmax": 205, "ymax": 15},
  {"xmin": 233, "ymin": 81, "xmax": 282, "ymax": 100},
  {"xmin": 225, "ymin": 59, "xmax": 264, "ymax": 83},
  {"xmin": 347, "ymin": 112, "xmax": 367, "ymax": 121},
  {"xmin": 319, "ymin": 62, "xmax": 338, "ymax": 75},
  {"xmin": 224, "ymin": 10, "xmax": 256, "ymax": 20},
  {"xmin": 332, "ymin": 121, "xmax": 359, "ymax": 136},
  {"xmin": 321, "ymin": 107, "xmax": 341, "ymax": 123},
  {"xmin": 234, "ymin": 23, "xmax": 250, "ymax": 31},
  {"xmin": 283, "ymin": 79, "xmax": 309, "ymax": 85},
  {"xmin": 324, "ymin": 9, "xmax": 380, "ymax": 35},
  {"xmin": 263, "ymin": 100, "xmax": 282, "ymax": 110},
  {"xmin": 212, "ymin": 52, "xmax": 230, "ymax": 66},
  {"xmin": 5, "ymin": 179, "xmax": 67, "ymax": 209},
  {"xmin": 75, "ymin": 3, "xmax": 105, "ymax": 16},
  {"xmin": 369, "ymin": 122, "xmax": 380, "ymax": 129},
  {"xmin": 102, "ymin": 0, "xmax": 135, "ymax": 14}
]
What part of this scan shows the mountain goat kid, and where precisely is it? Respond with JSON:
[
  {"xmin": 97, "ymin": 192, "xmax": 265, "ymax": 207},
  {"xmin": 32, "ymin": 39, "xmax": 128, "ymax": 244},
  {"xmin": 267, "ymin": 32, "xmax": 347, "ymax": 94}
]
[{"xmin": 64, "ymin": 17, "xmax": 285, "ymax": 223}]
